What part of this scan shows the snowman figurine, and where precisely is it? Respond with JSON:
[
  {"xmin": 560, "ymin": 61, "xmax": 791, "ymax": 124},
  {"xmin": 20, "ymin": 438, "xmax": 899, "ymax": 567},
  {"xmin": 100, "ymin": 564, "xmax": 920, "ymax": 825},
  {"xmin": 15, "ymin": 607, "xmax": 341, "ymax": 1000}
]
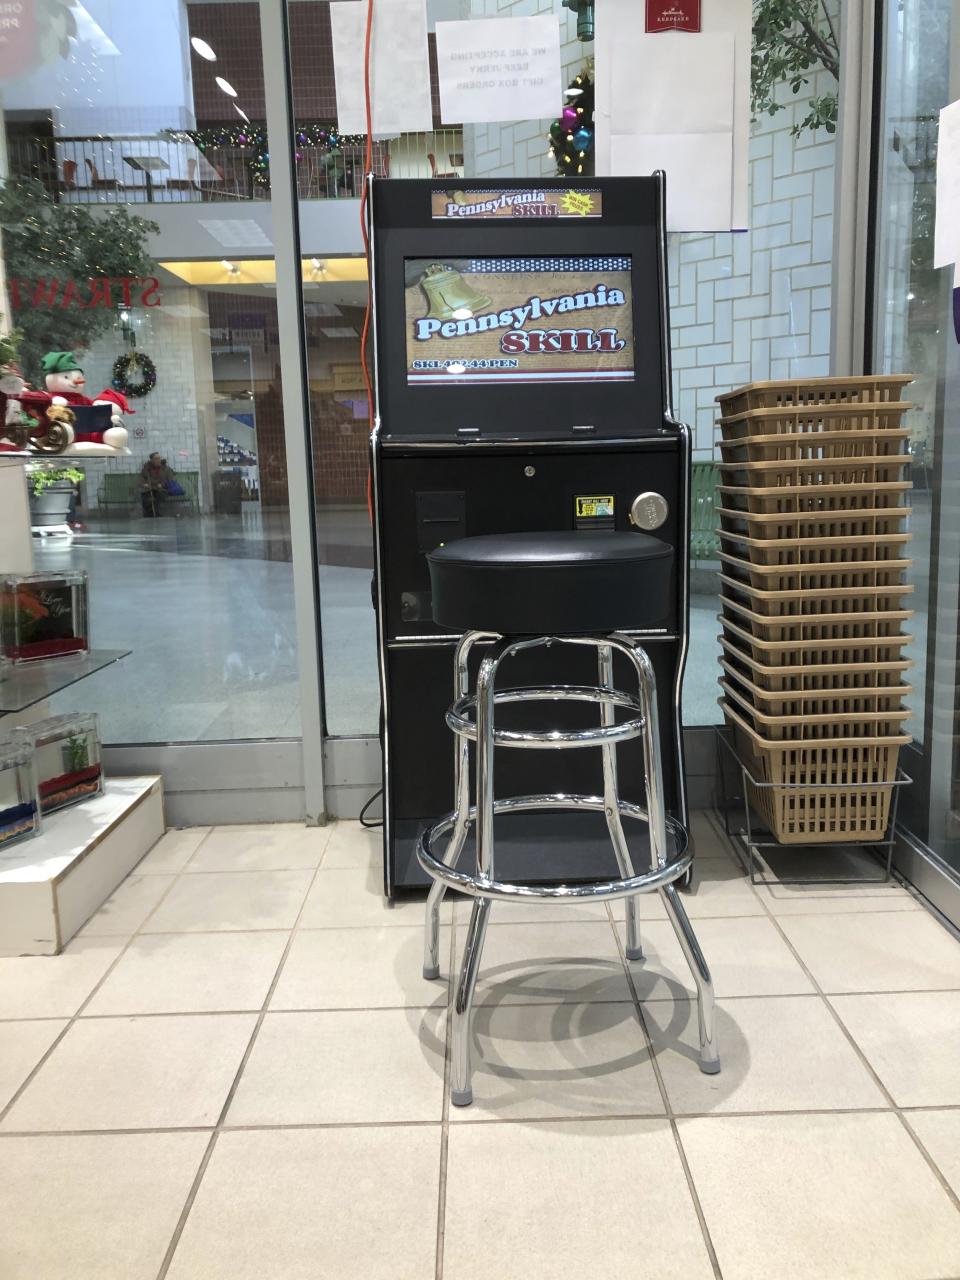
[{"xmin": 36, "ymin": 351, "xmax": 130, "ymax": 454}]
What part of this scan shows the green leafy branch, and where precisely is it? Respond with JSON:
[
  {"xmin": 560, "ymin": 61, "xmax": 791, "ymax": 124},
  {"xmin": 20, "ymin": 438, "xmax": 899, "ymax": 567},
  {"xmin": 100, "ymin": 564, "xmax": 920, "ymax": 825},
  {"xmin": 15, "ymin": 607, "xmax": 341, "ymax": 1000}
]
[{"xmin": 752, "ymin": 0, "xmax": 840, "ymax": 137}]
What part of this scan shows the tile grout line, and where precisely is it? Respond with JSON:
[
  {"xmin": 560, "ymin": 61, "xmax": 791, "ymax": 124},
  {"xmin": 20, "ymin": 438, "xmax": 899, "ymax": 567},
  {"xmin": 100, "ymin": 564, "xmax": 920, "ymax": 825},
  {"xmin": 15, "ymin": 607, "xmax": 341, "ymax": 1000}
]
[
  {"xmin": 607, "ymin": 899, "xmax": 725, "ymax": 1280},
  {"xmin": 434, "ymin": 906, "xmax": 456, "ymax": 1280},
  {"xmin": 0, "ymin": 843, "xmax": 196, "ymax": 1126},
  {"xmin": 731, "ymin": 823, "xmax": 960, "ymax": 1220},
  {"xmin": 154, "ymin": 847, "xmax": 330, "ymax": 1280}
]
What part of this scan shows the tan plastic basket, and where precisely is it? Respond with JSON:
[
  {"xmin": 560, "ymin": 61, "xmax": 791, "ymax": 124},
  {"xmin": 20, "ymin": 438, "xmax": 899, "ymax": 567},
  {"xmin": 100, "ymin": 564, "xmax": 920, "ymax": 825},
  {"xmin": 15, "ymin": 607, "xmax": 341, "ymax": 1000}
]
[
  {"xmin": 717, "ymin": 402, "xmax": 912, "ymax": 444},
  {"xmin": 719, "ymin": 676, "xmax": 912, "ymax": 740},
  {"xmin": 716, "ymin": 375, "xmax": 913, "ymax": 417},
  {"xmin": 720, "ymin": 616, "xmax": 912, "ymax": 668},
  {"xmin": 720, "ymin": 701, "xmax": 907, "ymax": 844},
  {"xmin": 717, "ymin": 506, "xmax": 911, "ymax": 542},
  {"xmin": 718, "ymin": 661, "xmax": 912, "ymax": 718},
  {"xmin": 717, "ymin": 635, "xmax": 912, "ymax": 693},
  {"xmin": 717, "ymin": 429, "xmax": 910, "ymax": 464},
  {"xmin": 719, "ymin": 573, "xmax": 913, "ymax": 618},
  {"xmin": 718, "ymin": 481, "xmax": 912, "ymax": 516},
  {"xmin": 718, "ymin": 456, "xmax": 912, "ymax": 489},
  {"xmin": 718, "ymin": 551, "xmax": 912, "ymax": 592},
  {"xmin": 718, "ymin": 529, "xmax": 911, "ymax": 566},
  {"xmin": 720, "ymin": 595, "xmax": 912, "ymax": 644}
]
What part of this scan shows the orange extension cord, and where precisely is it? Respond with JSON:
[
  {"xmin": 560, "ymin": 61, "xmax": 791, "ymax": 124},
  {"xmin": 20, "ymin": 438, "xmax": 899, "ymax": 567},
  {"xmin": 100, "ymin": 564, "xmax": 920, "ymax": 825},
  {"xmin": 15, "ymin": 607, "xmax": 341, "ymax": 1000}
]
[{"xmin": 359, "ymin": 0, "xmax": 375, "ymax": 521}]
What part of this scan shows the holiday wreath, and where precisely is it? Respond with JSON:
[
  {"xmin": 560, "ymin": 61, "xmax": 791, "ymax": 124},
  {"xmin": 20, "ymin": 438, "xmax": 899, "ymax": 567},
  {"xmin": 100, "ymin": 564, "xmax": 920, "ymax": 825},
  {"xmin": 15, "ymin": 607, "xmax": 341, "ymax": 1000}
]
[{"xmin": 111, "ymin": 351, "xmax": 157, "ymax": 399}]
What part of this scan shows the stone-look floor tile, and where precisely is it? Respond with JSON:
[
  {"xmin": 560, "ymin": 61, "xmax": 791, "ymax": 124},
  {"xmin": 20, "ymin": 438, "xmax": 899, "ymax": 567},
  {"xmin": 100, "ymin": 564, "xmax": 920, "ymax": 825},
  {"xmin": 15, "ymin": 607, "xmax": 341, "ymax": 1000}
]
[
  {"xmin": 0, "ymin": 1132, "xmax": 209, "ymax": 1280},
  {"xmin": 677, "ymin": 858, "xmax": 765, "ymax": 918},
  {"xmin": 225, "ymin": 1009, "xmax": 445, "ymax": 1126},
  {"xmin": 78, "ymin": 875, "xmax": 176, "ymax": 937},
  {"xmin": 136, "ymin": 827, "xmax": 211, "ymax": 874},
  {"xmin": 443, "ymin": 1119, "xmax": 714, "ymax": 1280},
  {"xmin": 447, "ymin": 1001, "xmax": 665, "ymax": 1121},
  {"xmin": 298, "ymin": 867, "xmax": 432, "ymax": 928},
  {"xmin": 183, "ymin": 823, "xmax": 331, "ymax": 872},
  {"xmin": 830, "ymin": 991, "xmax": 960, "ymax": 1107},
  {"xmin": 754, "ymin": 879, "xmax": 921, "ymax": 916},
  {"xmin": 270, "ymin": 926, "xmax": 449, "ymax": 1010},
  {"xmin": 473, "ymin": 919, "xmax": 631, "ymax": 1005},
  {"xmin": 0, "ymin": 939, "xmax": 124, "ymax": 1019},
  {"xmin": 142, "ymin": 870, "xmax": 313, "ymax": 933},
  {"xmin": 778, "ymin": 911, "xmax": 960, "ymax": 993},
  {"xmin": 1, "ymin": 1013, "xmax": 256, "ymax": 1132},
  {"xmin": 679, "ymin": 1111, "xmax": 960, "ymax": 1280},
  {"xmin": 165, "ymin": 1127, "xmax": 440, "ymax": 1280},
  {"xmin": 0, "ymin": 1020, "xmax": 67, "ymax": 1112},
  {"xmin": 904, "ymin": 1110, "xmax": 960, "ymax": 1199},
  {"xmin": 320, "ymin": 821, "xmax": 382, "ymax": 869},
  {"xmin": 645, "ymin": 995, "xmax": 886, "ymax": 1114},
  {"xmin": 625, "ymin": 916, "xmax": 815, "ymax": 1000},
  {"xmin": 85, "ymin": 932, "xmax": 289, "ymax": 1016}
]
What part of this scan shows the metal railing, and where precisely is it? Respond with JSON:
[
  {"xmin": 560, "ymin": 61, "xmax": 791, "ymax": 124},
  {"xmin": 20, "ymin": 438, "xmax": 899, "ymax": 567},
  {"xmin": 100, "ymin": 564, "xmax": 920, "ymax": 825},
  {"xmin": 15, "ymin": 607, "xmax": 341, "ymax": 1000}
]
[{"xmin": 6, "ymin": 128, "xmax": 465, "ymax": 205}]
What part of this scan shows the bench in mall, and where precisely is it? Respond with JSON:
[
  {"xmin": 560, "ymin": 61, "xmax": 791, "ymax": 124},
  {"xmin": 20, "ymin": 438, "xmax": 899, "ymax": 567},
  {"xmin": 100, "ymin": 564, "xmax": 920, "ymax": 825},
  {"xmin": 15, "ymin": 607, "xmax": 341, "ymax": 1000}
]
[{"xmin": 97, "ymin": 471, "xmax": 201, "ymax": 516}]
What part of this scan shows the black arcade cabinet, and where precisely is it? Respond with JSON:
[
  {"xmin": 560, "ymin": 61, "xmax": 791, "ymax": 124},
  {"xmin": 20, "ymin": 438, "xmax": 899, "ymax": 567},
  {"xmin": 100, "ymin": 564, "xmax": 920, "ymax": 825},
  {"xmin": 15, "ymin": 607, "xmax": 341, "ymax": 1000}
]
[{"xmin": 369, "ymin": 175, "xmax": 690, "ymax": 896}]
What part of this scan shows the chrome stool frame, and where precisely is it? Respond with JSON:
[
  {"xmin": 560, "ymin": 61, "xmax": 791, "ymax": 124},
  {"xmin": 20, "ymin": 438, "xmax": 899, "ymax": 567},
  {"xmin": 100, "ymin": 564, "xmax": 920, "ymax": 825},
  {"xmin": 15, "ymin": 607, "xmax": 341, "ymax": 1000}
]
[{"xmin": 418, "ymin": 629, "xmax": 719, "ymax": 1107}]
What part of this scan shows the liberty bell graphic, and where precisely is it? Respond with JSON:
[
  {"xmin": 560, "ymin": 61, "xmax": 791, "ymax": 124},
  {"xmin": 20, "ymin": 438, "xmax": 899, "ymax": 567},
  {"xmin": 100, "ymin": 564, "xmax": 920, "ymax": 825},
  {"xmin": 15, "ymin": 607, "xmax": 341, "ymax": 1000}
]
[{"xmin": 419, "ymin": 263, "xmax": 491, "ymax": 321}]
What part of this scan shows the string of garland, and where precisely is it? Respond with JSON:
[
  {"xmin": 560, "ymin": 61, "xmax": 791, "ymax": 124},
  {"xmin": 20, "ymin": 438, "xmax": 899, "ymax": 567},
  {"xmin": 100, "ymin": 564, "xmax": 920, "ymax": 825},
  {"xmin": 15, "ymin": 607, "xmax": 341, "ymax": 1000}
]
[
  {"xmin": 548, "ymin": 71, "xmax": 595, "ymax": 177},
  {"xmin": 112, "ymin": 351, "xmax": 157, "ymax": 399},
  {"xmin": 164, "ymin": 125, "xmax": 368, "ymax": 187}
]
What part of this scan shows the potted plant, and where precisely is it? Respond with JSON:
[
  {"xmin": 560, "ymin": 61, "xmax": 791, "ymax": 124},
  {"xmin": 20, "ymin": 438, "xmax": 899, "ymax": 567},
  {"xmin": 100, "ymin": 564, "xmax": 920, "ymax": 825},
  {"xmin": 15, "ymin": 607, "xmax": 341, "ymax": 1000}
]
[{"xmin": 27, "ymin": 464, "xmax": 84, "ymax": 528}]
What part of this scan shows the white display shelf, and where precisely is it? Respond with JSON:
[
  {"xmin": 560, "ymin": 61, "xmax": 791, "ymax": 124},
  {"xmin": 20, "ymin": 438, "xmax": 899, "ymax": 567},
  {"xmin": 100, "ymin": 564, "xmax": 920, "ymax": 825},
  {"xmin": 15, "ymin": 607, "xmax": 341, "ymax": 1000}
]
[{"xmin": 0, "ymin": 775, "xmax": 164, "ymax": 955}]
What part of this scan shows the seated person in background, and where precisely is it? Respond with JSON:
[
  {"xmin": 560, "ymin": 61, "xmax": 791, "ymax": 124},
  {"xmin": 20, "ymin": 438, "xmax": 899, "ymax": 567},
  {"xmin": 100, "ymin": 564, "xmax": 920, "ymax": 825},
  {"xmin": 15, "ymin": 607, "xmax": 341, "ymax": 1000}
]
[{"xmin": 140, "ymin": 452, "xmax": 177, "ymax": 517}]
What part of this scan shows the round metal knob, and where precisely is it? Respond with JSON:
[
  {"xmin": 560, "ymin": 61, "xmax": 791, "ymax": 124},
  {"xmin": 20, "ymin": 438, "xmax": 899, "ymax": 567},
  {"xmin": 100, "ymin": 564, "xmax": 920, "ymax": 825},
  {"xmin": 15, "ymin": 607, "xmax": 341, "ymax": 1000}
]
[{"xmin": 629, "ymin": 491, "xmax": 669, "ymax": 531}]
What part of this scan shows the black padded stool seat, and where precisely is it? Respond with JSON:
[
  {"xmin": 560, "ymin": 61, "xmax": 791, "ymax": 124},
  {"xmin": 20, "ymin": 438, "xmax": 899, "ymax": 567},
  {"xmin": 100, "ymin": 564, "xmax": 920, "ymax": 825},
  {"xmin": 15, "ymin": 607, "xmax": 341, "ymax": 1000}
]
[{"xmin": 427, "ymin": 530, "xmax": 673, "ymax": 635}]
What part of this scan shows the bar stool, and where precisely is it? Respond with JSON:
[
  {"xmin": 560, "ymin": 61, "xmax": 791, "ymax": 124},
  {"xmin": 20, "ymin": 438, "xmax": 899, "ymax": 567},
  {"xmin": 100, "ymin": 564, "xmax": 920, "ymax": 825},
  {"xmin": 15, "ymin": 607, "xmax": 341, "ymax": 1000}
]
[{"xmin": 418, "ymin": 531, "xmax": 719, "ymax": 1106}]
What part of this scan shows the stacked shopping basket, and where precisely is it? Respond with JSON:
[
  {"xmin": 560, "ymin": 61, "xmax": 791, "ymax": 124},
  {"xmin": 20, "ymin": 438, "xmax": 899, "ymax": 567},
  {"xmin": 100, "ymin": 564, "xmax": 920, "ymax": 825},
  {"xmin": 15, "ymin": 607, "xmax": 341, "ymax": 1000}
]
[{"xmin": 715, "ymin": 375, "xmax": 914, "ymax": 844}]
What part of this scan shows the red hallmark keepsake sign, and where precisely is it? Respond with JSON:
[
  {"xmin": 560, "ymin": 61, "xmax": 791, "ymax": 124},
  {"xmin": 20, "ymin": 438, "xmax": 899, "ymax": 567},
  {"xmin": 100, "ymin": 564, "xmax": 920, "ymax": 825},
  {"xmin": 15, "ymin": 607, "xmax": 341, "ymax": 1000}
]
[{"xmin": 645, "ymin": 0, "xmax": 700, "ymax": 32}]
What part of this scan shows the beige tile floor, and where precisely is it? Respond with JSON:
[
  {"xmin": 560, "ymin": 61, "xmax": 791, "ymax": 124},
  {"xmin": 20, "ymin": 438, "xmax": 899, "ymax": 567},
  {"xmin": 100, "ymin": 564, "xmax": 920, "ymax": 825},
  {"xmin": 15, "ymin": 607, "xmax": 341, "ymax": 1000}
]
[{"xmin": 2, "ymin": 813, "xmax": 960, "ymax": 1279}]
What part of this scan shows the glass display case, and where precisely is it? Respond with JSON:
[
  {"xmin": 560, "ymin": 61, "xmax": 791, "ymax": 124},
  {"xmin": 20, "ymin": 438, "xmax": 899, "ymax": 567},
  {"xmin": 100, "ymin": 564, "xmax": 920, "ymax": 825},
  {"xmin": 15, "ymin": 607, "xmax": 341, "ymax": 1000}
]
[
  {"xmin": 13, "ymin": 713, "xmax": 104, "ymax": 815},
  {"xmin": 0, "ymin": 741, "xmax": 40, "ymax": 848},
  {"xmin": 0, "ymin": 571, "xmax": 89, "ymax": 663}
]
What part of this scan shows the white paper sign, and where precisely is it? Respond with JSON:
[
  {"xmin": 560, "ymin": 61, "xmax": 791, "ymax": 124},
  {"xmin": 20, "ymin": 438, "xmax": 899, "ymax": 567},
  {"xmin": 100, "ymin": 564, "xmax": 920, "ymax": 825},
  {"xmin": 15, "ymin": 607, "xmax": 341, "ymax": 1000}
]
[
  {"xmin": 612, "ymin": 132, "xmax": 734, "ymax": 232},
  {"xmin": 435, "ymin": 16, "xmax": 561, "ymax": 125},
  {"xmin": 595, "ymin": 0, "xmax": 751, "ymax": 231},
  {"xmin": 935, "ymin": 99, "xmax": 960, "ymax": 268},
  {"xmin": 331, "ymin": 0, "xmax": 433, "ymax": 136}
]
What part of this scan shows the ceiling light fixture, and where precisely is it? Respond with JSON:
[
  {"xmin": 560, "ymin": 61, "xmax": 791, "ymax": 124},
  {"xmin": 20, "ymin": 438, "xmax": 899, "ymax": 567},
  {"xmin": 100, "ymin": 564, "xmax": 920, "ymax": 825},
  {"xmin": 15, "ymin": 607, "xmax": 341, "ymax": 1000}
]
[
  {"xmin": 311, "ymin": 258, "xmax": 324, "ymax": 273},
  {"xmin": 190, "ymin": 37, "xmax": 217, "ymax": 61},
  {"xmin": 234, "ymin": 104, "xmax": 250, "ymax": 123},
  {"xmin": 215, "ymin": 76, "xmax": 237, "ymax": 97},
  {"xmin": 221, "ymin": 259, "xmax": 240, "ymax": 274}
]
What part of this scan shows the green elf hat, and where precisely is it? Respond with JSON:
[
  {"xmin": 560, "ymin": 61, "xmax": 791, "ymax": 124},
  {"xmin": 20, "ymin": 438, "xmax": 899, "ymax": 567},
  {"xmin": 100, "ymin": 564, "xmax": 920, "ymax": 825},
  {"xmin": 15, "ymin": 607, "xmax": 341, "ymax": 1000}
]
[{"xmin": 40, "ymin": 351, "xmax": 83, "ymax": 375}]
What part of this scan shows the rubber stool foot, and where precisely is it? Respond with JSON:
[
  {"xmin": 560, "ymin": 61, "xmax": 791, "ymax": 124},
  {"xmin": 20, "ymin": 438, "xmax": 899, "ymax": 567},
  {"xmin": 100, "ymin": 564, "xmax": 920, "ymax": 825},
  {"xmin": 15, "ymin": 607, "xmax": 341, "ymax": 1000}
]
[
  {"xmin": 625, "ymin": 946, "xmax": 644, "ymax": 961},
  {"xmin": 422, "ymin": 963, "xmax": 440, "ymax": 980},
  {"xmin": 450, "ymin": 1087, "xmax": 473, "ymax": 1107},
  {"xmin": 699, "ymin": 1056, "xmax": 721, "ymax": 1076}
]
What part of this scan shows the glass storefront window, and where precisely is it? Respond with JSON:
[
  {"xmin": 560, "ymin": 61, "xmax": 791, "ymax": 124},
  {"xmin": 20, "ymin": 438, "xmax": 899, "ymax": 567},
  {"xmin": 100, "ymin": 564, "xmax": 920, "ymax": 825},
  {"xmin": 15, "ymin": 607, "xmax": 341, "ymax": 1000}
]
[
  {"xmin": 0, "ymin": 2, "xmax": 304, "ymax": 744},
  {"xmin": 873, "ymin": 0, "xmax": 959, "ymax": 876}
]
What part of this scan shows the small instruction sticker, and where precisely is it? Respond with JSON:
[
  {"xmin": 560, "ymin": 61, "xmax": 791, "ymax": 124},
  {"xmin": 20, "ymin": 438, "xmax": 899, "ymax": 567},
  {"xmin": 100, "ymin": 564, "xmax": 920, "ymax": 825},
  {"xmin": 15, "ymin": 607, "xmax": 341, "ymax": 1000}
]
[{"xmin": 575, "ymin": 495, "xmax": 615, "ymax": 519}]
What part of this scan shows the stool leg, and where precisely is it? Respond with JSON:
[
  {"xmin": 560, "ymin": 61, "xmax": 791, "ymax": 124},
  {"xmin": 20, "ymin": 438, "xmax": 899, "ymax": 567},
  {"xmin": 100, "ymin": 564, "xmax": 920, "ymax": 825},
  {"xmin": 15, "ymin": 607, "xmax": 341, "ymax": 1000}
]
[
  {"xmin": 451, "ymin": 896, "xmax": 491, "ymax": 1106},
  {"xmin": 619, "ymin": 635, "xmax": 720, "ymax": 1075},
  {"xmin": 424, "ymin": 631, "xmax": 480, "ymax": 980},
  {"xmin": 660, "ymin": 883, "xmax": 719, "ymax": 1073},
  {"xmin": 449, "ymin": 641, "xmax": 503, "ymax": 1106},
  {"xmin": 598, "ymin": 642, "xmax": 642, "ymax": 961}
]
